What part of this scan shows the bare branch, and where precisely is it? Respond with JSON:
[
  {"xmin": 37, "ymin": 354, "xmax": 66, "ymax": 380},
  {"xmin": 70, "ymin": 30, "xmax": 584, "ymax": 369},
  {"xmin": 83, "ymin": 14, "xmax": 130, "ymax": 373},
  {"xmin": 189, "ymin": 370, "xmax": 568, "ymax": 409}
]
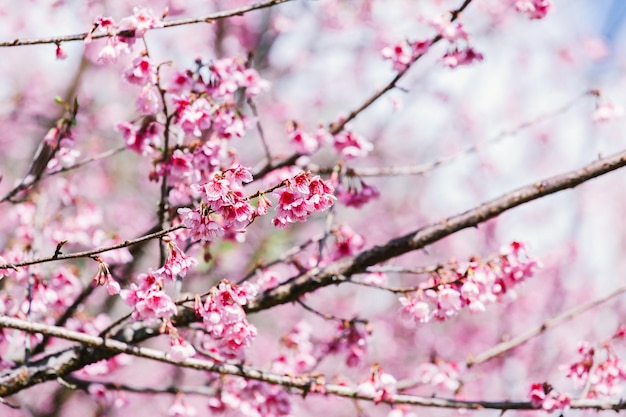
[
  {"xmin": 467, "ymin": 283, "xmax": 626, "ymax": 367},
  {"xmin": 307, "ymin": 92, "xmax": 590, "ymax": 178}
]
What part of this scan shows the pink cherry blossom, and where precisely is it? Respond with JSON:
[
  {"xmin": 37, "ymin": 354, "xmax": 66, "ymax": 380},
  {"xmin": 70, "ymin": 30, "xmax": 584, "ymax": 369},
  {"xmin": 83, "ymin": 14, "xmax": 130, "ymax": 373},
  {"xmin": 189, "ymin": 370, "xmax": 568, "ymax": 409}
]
[
  {"xmin": 515, "ymin": 0, "xmax": 552, "ymax": 20},
  {"xmin": 120, "ymin": 272, "xmax": 177, "ymax": 321},
  {"xmin": 336, "ymin": 177, "xmax": 380, "ymax": 208},
  {"xmin": 287, "ymin": 121, "xmax": 320, "ymax": 155},
  {"xmin": 168, "ymin": 395, "xmax": 197, "ymax": 417},
  {"xmin": 169, "ymin": 337, "xmax": 196, "ymax": 362},
  {"xmin": 442, "ymin": 47, "xmax": 484, "ymax": 68},
  {"xmin": 529, "ymin": 383, "xmax": 570, "ymax": 412},
  {"xmin": 118, "ymin": 7, "xmax": 163, "ymax": 37},
  {"xmin": 429, "ymin": 14, "xmax": 469, "ymax": 42},
  {"xmin": 381, "ymin": 41, "xmax": 413, "ymax": 71},
  {"xmin": 136, "ymin": 84, "xmax": 160, "ymax": 115},
  {"xmin": 272, "ymin": 172, "xmax": 335, "ymax": 228},
  {"xmin": 332, "ymin": 129, "xmax": 373, "ymax": 159},
  {"xmin": 124, "ymin": 56, "xmax": 157, "ymax": 85},
  {"xmin": 592, "ymin": 101, "xmax": 624, "ymax": 123}
]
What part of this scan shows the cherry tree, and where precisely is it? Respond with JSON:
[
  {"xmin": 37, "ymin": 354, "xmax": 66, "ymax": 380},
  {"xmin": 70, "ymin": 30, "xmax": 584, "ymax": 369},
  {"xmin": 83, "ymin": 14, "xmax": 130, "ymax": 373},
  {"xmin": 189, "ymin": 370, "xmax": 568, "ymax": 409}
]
[{"xmin": 1, "ymin": 0, "xmax": 626, "ymax": 416}]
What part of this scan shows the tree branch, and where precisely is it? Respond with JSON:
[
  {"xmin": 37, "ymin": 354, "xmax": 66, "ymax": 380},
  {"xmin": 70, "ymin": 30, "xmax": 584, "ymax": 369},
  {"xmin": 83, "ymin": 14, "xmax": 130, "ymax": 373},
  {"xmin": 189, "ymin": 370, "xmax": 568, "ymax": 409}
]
[
  {"xmin": 0, "ymin": 0, "xmax": 293, "ymax": 48},
  {"xmin": 1, "ymin": 315, "xmax": 626, "ymax": 411},
  {"xmin": 247, "ymin": 149, "xmax": 626, "ymax": 312},
  {"xmin": 0, "ymin": 225, "xmax": 184, "ymax": 270}
]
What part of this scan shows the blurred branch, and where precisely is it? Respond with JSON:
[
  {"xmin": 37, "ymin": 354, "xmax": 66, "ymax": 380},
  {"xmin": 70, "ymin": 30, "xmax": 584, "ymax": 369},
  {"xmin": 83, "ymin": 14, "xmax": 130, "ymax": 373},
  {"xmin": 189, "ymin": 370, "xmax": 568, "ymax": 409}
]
[
  {"xmin": 42, "ymin": 146, "xmax": 126, "ymax": 178},
  {"xmin": 61, "ymin": 375, "xmax": 218, "ymax": 396},
  {"xmin": 0, "ymin": 0, "xmax": 293, "ymax": 47},
  {"xmin": 307, "ymin": 92, "xmax": 591, "ymax": 178},
  {"xmin": 247, "ymin": 148, "xmax": 626, "ymax": 312},
  {"xmin": 467, "ymin": 283, "xmax": 626, "ymax": 367},
  {"xmin": 1, "ymin": 315, "xmax": 625, "ymax": 410}
]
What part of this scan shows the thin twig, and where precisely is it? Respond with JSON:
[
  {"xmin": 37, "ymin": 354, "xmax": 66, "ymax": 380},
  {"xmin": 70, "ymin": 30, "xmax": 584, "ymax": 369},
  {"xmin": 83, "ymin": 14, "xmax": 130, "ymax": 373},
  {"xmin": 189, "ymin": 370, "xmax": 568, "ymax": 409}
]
[
  {"xmin": 467, "ymin": 284, "xmax": 626, "ymax": 367},
  {"xmin": 248, "ymin": 97, "xmax": 272, "ymax": 164},
  {"xmin": 328, "ymin": 0, "xmax": 474, "ymax": 135},
  {"xmin": 43, "ymin": 146, "xmax": 126, "ymax": 178},
  {"xmin": 306, "ymin": 92, "xmax": 591, "ymax": 178},
  {"xmin": 0, "ymin": 224, "xmax": 185, "ymax": 270},
  {"xmin": 62, "ymin": 375, "xmax": 218, "ymax": 396},
  {"xmin": 0, "ymin": 0, "xmax": 293, "ymax": 48},
  {"xmin": 297, "ymin": 300, "xmax": 368, "ymax": 324}
]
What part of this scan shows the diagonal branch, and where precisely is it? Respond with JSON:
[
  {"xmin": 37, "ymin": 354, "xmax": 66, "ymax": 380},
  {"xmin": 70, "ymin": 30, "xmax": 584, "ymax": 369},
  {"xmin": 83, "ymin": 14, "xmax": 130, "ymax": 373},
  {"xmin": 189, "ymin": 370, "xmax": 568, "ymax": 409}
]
[
  {"xmin": 246, "ymin": 149, "xmax": 626, "ymax": 312},
  {"xmin": 467, "ymin": 283, "xmax": 626, "ymax": 367},
  {"xmin": 253, "ymin": 0, "xmax": 475, "ymax": 179}
]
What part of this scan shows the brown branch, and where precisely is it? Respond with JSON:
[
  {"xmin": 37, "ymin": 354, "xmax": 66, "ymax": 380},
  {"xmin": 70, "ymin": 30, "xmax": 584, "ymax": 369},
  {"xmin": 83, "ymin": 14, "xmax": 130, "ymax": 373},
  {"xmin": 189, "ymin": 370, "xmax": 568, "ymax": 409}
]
[
  {"xmin": 328, "ymin": 0, "xmax": 474, "ymax": 135},
  {"xmin": 0, "ymin": 0, "xmax": 293, "ymax": 48},
  {"xmin": 467, "ymin": 283, "xmax": 626, "ymax": 368},
  {"xmin": 0, "ymin": 316, "xmax": 625, "ymax": 411},
  {"xmin": 246, "ymin": 149, "xmax": 626, "ymax": 312},
  {"xmin": 61, "ymin": 375, "xmax": 218, "ymax": 396}
]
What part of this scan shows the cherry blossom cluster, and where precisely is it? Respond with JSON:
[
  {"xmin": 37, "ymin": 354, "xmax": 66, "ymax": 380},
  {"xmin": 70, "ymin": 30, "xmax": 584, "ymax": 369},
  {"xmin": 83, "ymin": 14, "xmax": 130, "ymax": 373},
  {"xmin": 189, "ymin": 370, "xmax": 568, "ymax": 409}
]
[
  {"xmin": 205, "ymin": 376, "xmax": 292, "ymax": 417},
  {"xmin": 178, "ymin": 165, "xmax": 255, "ymax": 242},
  {"xmin": 380, "ymin": 39, "xmax": 431, "ymax": 72},
  {"xmin": 332, "ymin": 128, "xmax": 374, "ymax": 159},
  {"xmin": 286, "ymin": 121, "xmax": 328, "ymax": 155},
  {"xmin": 333, "ymin": 173, "xmax": 380, "ymax": 209},
  {"xmin": 565, "ymin": 327, "xmax": 626, "ymax": 399},
  {"xmin": 120, "ymin": 240, "xmax": 195, "ymax": 321},
  {"xmin": 414, "ymin": 360, "xmax": 461, "ymax": 393},
  {"xmin": 88, "ymin": 8, "xmax": 163, "ymax": 64},
  {"xmin": 528, "ymin": 382, "xmax": 571, "ymax": 413},
  {"xmin": 169, "ymin": 56, "xmax": 269, "ymax": 138},
  {"xmin": 120, "ymin": 271, "xmax": 177, "ymax": 321},
  {"xmin": 272, "ymin": 321, "xmax": 318, "ymax": 374},
  {"xmin": 194, "ymin": 280, "xmax": 258, "ymax": 360},
  {"xmin": 327, "ymin": 224, "xmax": 366, "ymax": 262},
  {"xmin": 430, "ymin": 14, "xmax": 483, "ymax": 69},
  {"xmin": 0, "ymin": 261, "xmax": 82, "ymax": 359},
  {"xmin": 399, "ymin": 242, "xmax": 540, "ymax": 324},
  {"xmin": 42, "ymin": 110, "xmax": 81, "ymax": 172},
  {"xmin": 357, "ymin": 364, "xmax": 397, "ymax": 404},
  {"xmin": 324, "ymin": 320, "xmax": 371, "ymax": 367},
  {"xmin": 272, "ymin": 171, "xmax": 335, "ymax": 229}
]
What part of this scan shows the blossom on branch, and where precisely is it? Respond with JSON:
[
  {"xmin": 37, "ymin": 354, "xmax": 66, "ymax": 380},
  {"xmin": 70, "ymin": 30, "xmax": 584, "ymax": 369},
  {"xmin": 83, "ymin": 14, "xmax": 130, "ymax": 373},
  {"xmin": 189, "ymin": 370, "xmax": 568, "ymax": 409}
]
[
  {"xmin": 399, "ymin": 242, "xmax": 540, "ymax": 323},
  {"xmin": 272, "ymin": 172, "xmax": 335, "ymax": 228}
]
